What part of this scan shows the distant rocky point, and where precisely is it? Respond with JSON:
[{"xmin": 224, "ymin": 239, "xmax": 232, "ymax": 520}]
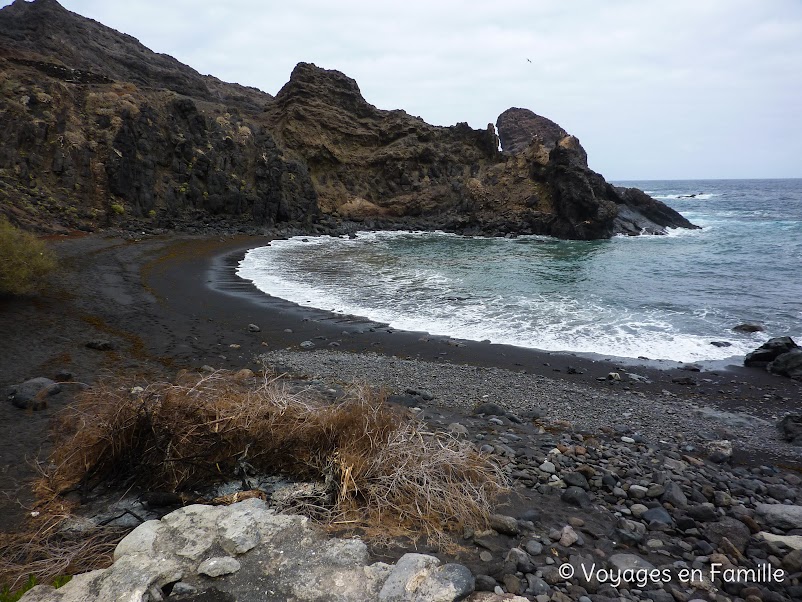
[{"xmin": 0, "ymin": 0, "xmax": 697, "ymax": 240}]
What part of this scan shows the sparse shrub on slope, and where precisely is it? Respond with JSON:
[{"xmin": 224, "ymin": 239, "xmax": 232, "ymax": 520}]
[{"xmin": 0, "ymin": 217, "xmax": 56, "ymax": 296}]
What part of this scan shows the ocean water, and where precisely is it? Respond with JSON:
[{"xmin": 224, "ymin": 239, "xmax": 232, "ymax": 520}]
[{"xmin": 237, "ymin": 179, "xmax": 802, "ymax": 363}]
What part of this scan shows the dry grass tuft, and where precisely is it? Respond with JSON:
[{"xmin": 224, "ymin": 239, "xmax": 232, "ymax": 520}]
[
  {"xmin": 41, "ymin": 370, "xmax": 507, "ymax": 539},
  {"xmin": 1, "ymin": 371, "xmax": 506, "ymax": 589},
  {"xmin": 0, "ymin": 500, "xmax": 125, "ymax": 592},
  {"xmin": 2, "ymin": 371, "xmax": 507, "ymax": 589}
]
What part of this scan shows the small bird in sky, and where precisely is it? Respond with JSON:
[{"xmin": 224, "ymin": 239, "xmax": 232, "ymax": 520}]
[{"xmin": 526, "ymin": 58, "xmax": 532, "ymax": 63}]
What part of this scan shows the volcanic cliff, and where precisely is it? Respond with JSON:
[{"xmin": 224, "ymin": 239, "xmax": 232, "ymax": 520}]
[{"xmin": 0, "ymin": 0, "xmax": 696, "ymax": 239}]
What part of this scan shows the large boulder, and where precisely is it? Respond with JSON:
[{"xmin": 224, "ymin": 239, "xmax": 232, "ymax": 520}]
[
  {"xmin": 7, "ymin": 377, "xmax": 61, "ymax": 410},
  {"xmin": 704, "ymin": 517, "xmax": 752, "ymax": 552},
  {"xmin": 768, "ymin": 348, "xmax": 802, "ymax": 380},
  {"xmin": 779, "ymin": 414, "xmax": 802, "ymax": 445},
  {"xmin": 758, "ymin": 532, "xmax": 802, "ymax": 551},
  {"xmin": 378, "ymin": 554, "xmax": 474, "ymax": 602},
  {"xmin": 20, "ymin": 499, "xmax": 477, "ymax": 602},
  {"xmin": 756, "ymin": 503, "xmax": 802, "ymax": 531},
  {"xmin": 744, "ymin": 337, "xmax": 799, "ymax": 367},
  {"xmin": 496, "ymin": 107, "xmax": 575, "ymax": 160}
]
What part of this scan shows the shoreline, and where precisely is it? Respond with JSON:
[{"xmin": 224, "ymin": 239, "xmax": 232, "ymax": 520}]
[
  {"xmin": 1, "ymin": 232, "xmax": 801, "ymax": 534},
  {"xmin": 230, "ymin": 230, "xmax": 781, "ymax": 372},
  {"xmin": 211, "ymin": 238, "xmax": 790, "ymax": 383},
  {"xmin": 160, "ymin": 235, "xmax": 802, "ymax": 465}
]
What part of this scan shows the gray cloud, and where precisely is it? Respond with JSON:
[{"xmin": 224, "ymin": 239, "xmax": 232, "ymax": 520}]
[{"xmin": 4, "ymin": 0, "xmax": 801, "ymax": 179}]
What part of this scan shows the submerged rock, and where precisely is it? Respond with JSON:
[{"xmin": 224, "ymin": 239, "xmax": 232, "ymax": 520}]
[{"xmin": 733, "ymin": 323, "xmax": 765, "ymax": 333}]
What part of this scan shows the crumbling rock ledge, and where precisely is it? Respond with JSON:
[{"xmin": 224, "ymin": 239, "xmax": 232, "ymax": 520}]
[{"xmin": 21, "ymin": 499, "xmax": 515, "ymax": 602}]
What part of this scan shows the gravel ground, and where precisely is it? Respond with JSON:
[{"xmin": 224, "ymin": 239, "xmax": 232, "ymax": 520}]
[{"xmin": 261, "ymin": 349, "xmax": 802, "ymax": 465}]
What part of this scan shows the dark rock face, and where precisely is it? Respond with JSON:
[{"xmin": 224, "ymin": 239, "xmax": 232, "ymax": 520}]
[
  {"xmin": 744, "ymin": 337, "xmax": 799, "ymax": 367},
  {"xmin": 613, "ymin": 186, "xmax": 697, "ymax": 235},
  {"xmin": 0, "ymin": 0, "xmax": 271, "ymax": 111},
  {"xmin": 0, "ymin": 0, "xmax": 697, "ymax": 240},
  {"xmin": 768, "ymin": 348, "xmax": 802, "ymax": 380},
  {"xmin": 0, "ymin": 1, "xmax": 316, "ymax": 232},
  {"xmin": 106, "ymin": 99, "xmax": 317, "ymax": 225},
  {"xmin": 264, "ymin": 67, "xmax": 696, "ymax": 239},
  {"xmin": 497, "ymin": 107, "xmax": 573, "ymax": 159},
  {"xmin": 264, "ymin": 62, "xmax": 501, "ymax": 228},
  {"xmin": 496, "ymin": 108, "xmax": 697, "ymax": 238}
]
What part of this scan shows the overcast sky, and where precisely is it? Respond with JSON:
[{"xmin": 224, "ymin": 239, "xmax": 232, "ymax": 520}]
[{"xmin": 7, "ymin": 0, "xmax": 802, "ymax": 180}]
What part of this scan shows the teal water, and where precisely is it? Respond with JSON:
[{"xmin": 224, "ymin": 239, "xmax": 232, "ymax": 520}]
[{"xmin": 237, "ymin": 179, "xmax": 802, "ymax": 362}]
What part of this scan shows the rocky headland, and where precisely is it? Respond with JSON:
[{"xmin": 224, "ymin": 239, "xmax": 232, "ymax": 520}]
[{"xmin": 1, "ymin": 0, "xmax": 695, "ymax": 239}]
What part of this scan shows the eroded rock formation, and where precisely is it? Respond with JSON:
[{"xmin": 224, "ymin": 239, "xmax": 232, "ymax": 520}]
[
  {"xmin": 0, "ymin": 0, "xmax": 316, "ymax": 232},
  {"xmin": 0, "ymin": 0, "xmax": 696, "ymax": 240}
]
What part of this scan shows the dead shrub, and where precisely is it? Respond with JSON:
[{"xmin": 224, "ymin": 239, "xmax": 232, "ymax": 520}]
[
  {"xmin": 42, "ymin": 371, "xmax": 508, "ymax": 541},
  {"xmin": 1, "ymin": 371, "xmax": 506, "ymax": 589}
]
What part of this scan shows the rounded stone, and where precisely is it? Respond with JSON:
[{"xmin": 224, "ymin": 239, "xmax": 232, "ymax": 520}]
[
  {"xmin": 630, "ymin": 503, "xmax": 649, "ymax": 518},
  {"xmin": 525, "ymin": 539, "xmax": 543, "ymax": 556}
]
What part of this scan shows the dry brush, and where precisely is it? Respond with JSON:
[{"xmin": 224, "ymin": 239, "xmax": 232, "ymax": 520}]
[{"xmin": 2, "ymin": 370, "xmax": 507, "ymax": 588}]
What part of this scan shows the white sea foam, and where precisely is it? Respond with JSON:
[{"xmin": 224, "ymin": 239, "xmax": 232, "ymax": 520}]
[
  {"xmin": 664, "ymin": 225, "xmax": 711, "ymax": 238},
  {"xmin": 237, "ymin": 233, "xmax": 764, "ymax": 363},
  {"xmin": 613, "ymin": 225, "xmax": 711, "ymax": 239},
  {"xmin": 653, "ymin": 193, "xmax": 718, "ymax": 200}
]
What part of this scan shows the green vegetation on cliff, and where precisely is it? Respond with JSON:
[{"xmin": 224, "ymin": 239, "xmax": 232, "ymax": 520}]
[{"xmin": 0, "ymin": 216, "xmax": 56, "ymax": 296}]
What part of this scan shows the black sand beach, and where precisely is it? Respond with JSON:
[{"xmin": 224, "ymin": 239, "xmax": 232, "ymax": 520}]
[{"xmin": 2, "ymin": 233, "xmax": 801, "ymax": 534}]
